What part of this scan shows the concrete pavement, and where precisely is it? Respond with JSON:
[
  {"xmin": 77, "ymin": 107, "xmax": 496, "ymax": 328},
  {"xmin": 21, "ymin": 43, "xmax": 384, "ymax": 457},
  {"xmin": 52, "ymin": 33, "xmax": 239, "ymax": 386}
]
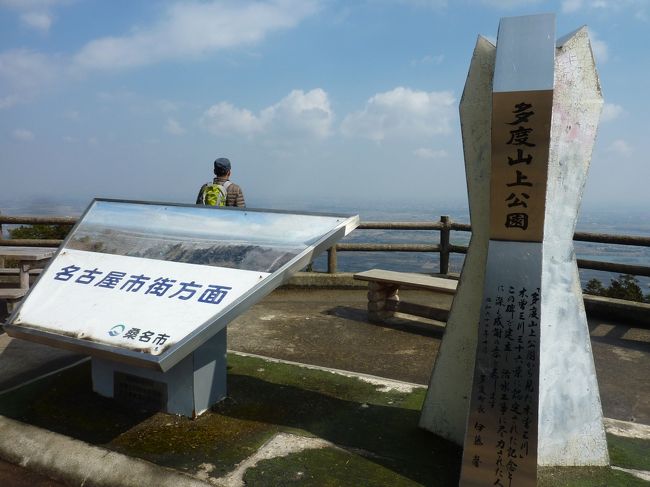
[
  {"xmin": 227, "ymin": 287, "xmax": 650, "ymax": 424},
  {"xmin": 0, "ymin": 283, "xmax": 649, "ymax": 485}
]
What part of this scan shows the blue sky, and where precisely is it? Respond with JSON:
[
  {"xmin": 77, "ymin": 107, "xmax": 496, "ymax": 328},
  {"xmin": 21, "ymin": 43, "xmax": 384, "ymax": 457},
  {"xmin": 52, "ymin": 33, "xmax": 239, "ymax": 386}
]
[{"xmin": 1, "ymin": 0, "xmax": 648, "ymax": 212}]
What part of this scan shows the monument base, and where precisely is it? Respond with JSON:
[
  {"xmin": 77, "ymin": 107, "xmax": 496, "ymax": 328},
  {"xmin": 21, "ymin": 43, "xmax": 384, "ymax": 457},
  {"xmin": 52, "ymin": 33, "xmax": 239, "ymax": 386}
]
[{"xmin": 91, "ymin": 327, "xmax": 227, "ymax": 418}]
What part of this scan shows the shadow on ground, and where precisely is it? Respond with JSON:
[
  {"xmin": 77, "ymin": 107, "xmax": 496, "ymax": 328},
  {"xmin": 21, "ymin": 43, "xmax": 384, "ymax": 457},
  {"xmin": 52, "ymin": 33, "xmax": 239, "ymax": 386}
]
[
  {"xmin": 588, "ymin": 320, "xmax": 650, "ymax": 424},
  {"xmin": 0, "ymin": 353, "xmax": 460, "ymax": 485},
  {"xmin": 0, "ymin": 362, "xmax": 154, "ymax": 444},
  {"xmin": 0, "ymin": 351, "xmax": 647, "ymax": 486},
  {"xmin": 214, "ymin": 373, "xmax": 460, "ymax": 485},
  {"xmin": 325, "ymin": 305, "xmax": 445, "ymax": 339}
]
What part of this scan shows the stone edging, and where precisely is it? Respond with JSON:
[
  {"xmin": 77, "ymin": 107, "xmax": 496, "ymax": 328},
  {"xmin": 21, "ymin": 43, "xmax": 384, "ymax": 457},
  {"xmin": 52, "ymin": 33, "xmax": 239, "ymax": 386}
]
[{"xmin": 0, "ymin": 415, "xmax": 211, "ymax": 487}]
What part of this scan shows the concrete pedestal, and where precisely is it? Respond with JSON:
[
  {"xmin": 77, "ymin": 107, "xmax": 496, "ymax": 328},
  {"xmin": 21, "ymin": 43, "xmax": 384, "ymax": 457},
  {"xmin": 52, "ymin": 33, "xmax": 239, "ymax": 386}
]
[{"xmin": 92, "ymin": 327, "xmax": 227, "ymax": 418}]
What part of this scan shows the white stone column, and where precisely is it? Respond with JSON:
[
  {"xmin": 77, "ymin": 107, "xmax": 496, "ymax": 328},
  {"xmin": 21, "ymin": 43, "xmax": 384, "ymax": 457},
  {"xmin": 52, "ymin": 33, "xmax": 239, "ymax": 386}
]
[
  {"xmin": 419, "ymin": 19, "xmax": 608, "ymax": 471},
  {"xmin": 538, "ymin": 27, "xmax": 608, "ymax": 466},
  {"xmin": 418, "ymin": 35, "xmax": 494, "ymax": 444}
]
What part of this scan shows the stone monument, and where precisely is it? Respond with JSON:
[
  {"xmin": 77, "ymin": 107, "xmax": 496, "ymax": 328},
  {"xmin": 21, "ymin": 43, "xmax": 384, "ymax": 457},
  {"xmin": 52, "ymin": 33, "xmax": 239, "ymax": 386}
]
[{"xmin": 418, "ymin": 13, "xmax": 608, "ymax": 484}]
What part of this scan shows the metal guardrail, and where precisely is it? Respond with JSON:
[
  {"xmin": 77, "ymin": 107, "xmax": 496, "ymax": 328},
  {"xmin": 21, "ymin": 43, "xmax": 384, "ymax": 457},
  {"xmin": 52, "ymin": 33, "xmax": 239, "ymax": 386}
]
[{"xmin": 2, "ymin": 213, "xmax": 650, "ymax": 279}]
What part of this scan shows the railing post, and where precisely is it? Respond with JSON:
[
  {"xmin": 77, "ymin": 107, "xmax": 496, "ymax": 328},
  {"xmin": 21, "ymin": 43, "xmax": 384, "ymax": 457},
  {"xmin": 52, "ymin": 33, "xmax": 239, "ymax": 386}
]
[
  {"xmin": 327, "ymin": 247, "xmax": 337, "ymax": 274},
  {"xmin": 439, "ymin": 215, "xmax": 450, "ymax": 275},
  {"xmin": 0, "ymin": 211, "xmax": 4, "ymax": 267}
]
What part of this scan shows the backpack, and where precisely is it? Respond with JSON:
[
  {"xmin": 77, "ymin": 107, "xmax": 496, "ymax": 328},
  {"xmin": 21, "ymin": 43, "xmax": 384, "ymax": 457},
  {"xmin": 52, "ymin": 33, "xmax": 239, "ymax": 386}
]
[{"xmin": 201, "ymin": 180, "xmax": 232, "ymax": 206}]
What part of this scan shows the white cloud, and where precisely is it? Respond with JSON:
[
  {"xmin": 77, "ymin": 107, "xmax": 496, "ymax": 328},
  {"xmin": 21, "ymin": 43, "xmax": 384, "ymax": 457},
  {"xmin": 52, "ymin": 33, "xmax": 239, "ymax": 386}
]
[
  {"xmin": 588, "ymin": 29, "xmax": 609, "ymax": 64},
  {"xmin": 489, "ymin": 0, "xmax": 645, "ymax": 19},
  {"xmin": 201, "ymin": 102, "xmax": 263, "ymax": 137},
  {"xmin": 165, "ymin": 117, "xmax": 186, "ymax": 136},
  {"xmin": 0, "ymin": 0, "xmax": 69, "ymax": 32},
  {"xmin": 11, "ymin": 128, "xmax": 34, "ymax": 141},
  {"xmin": 157, "ymin": 100, "xmax": 179, "ymax": 113},
  {"xmin": 369, "ymin": 0, "xmax": 447, "ymax": 8},
  {"xmin": 561, "ymin": 0, "xmax": 648, "ymax": 20},
  {"xmin": 0, "ymin": 48, "xmax": 60, "ymax": 108},
  {"xmin": 260, "ymin": 88, "xmax": 333, "ymax": 138},
  {"xmin": 410, "ymin": 54, "xmax": 444, "ymax": 67},
  {"xmin": 0, "ymin": 48, "xmax": 58, "ymax": 89},
  {"xmin": 480, "ymin": 0, "xmax": 542, "ymax": 8},
  {"xmin": 0, "ymin": 94, "xmax": 18, "ymax": 109},
  {"xmin": 608, "ymin": 139, "xmax": 633, "ymax": 156},
  {"xmin": 413, "ymin": 147, "xmax": 448, "ymax": 159},
  {"xmin": 1, "ymin": 1, "xmax": 319, "ymax": 108},
  {"xmin": 590, "ymin": 0, "xmax": 645, "ymax": 12},
  {"xmin": 73, "ymin": 0, "xmax": 320, "ymax": 71},
  {"xmin": 601, "ymin": 103, "xmax": 624, "ymax": 123},
  {"xmin": 341, "ymin": 86, "xmax": 455, "ymax": 142},
  {"xmin": 96, "ymin": 90, "xmax": 136, "ymax": 103},
  {"xmin": 562, "ymin": 0, "xmax": 582, "ymax": 13},
  {"xmin": 20, "ymin": 11, "xmax": 53, "ymax": 31},
  {"xmin": 392, "ymin": 0, "xmax": 447, "ymax": 7},
  {"xmin": 0, "ymin": 0, "xmax": 67, "ymax": 7},
  {"xmin": 201, "ymin": 88, "xmax": 333, "ymax": 139}
]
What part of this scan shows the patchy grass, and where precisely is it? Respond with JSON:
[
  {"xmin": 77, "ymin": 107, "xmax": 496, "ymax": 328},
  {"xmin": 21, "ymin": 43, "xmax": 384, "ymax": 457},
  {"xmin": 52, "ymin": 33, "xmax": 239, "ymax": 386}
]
[
  {"xmin": 608, "ymin": 433, "xmax": 650, "ymax": 471},
  {"xmin": 0, "ymin": 355, "xmax": 459, "ymax": 481},
  {"xmin": 0, "ymin": 354, "xmax": 648, "ymax": 485},
  {"xmin": 243, "ymin": 447, "xmax": 431, "ymax": 487},
  {"xmin": 538, "ymin": 466, "xmax": 649, "ymax": 486}
]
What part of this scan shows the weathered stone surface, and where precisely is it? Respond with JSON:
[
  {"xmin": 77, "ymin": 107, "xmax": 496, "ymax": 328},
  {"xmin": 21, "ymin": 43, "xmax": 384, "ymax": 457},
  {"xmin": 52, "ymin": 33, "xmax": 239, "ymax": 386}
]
[
  {"xmin": 368, "ymin": 300, "xmax": 386, "ymax": 312},
  {"xmin": 419, "ymin": 35, "xmax": 494, "ymax": 443}
]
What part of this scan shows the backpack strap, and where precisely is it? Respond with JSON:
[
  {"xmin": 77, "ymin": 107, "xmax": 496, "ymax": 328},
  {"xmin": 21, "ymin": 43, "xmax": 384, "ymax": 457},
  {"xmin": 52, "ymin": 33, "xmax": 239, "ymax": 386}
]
[{"xmin": 221, "ymin": 180, "xmax": 233, "ymax": 205}]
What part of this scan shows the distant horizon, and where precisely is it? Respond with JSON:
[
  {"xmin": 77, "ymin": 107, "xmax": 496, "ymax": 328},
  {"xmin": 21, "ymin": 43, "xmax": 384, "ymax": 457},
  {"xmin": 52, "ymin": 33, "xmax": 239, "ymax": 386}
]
[
  {"xmin": 1, "ymin": 194, "xmax": 647, "ymax": 289},
  {"xmin": 1, "ymin": 194, "xmax": 649, "ymax": 240},
  {"xmin": 0, "ymin": 194, "xmax": 647, "ymax": 216}
]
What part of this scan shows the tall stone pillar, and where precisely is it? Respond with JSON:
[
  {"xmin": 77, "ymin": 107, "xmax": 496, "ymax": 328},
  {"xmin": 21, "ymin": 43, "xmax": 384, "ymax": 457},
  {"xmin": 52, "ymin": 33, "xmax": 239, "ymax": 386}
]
[
  {"xmin": 418, "ymin": 34, "xmax": 495, "ymax": 445},
  {"xmin": 419, "ymin": 15, "xmax": 608, "ymax": 484}
]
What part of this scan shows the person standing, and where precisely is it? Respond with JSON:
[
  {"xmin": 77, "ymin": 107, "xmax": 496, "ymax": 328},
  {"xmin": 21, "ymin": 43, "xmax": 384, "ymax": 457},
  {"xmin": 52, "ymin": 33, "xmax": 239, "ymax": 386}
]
[{"xmin": 196, "ymin": 157, "xmax": 245, "ymax": 207}]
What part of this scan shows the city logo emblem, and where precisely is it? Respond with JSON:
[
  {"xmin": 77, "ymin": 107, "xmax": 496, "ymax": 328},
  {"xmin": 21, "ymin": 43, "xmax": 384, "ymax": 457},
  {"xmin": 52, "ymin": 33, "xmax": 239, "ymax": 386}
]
[{"xmin": 108, "ymin": 324, "xmax": 126, "ymax": 337}]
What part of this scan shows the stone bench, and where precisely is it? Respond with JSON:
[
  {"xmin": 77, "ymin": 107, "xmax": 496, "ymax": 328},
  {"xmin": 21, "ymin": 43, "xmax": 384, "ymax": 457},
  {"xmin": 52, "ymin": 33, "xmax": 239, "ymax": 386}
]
[
  {"xmin": 0, "ymin": 269, "xmax": 43, "ymax": 314},
  {"xmin": 0, "ymin": 268, "xmax": 42, "ymax": 280},
  {"xmin": 0, "ymin": 287, "xmax": 28, "ymax": 313},
  {"xmin": 353, "ymin": 269, "xmax": 458, "ymax": 324}
]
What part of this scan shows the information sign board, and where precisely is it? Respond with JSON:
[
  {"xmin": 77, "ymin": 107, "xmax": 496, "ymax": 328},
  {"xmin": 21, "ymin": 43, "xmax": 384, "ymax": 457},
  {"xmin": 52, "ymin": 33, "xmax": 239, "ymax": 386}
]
[{"xmin": 5, "ymin": 200, "xmax": 358, "ymax": 371}]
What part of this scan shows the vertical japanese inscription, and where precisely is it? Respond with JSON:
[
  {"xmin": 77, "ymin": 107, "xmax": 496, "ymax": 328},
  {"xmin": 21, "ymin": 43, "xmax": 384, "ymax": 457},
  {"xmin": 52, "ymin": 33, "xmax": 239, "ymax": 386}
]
[
  {"xmin": 459, "ymin": 13, "xmax": 554, "ymax": 486},
  {"xmin": 461, "ymin": 279, "xmax": 541, "ymax": 486},
  {"xmin": 490, "ymin": 90, "xmax": 553, "ymax": 242}
]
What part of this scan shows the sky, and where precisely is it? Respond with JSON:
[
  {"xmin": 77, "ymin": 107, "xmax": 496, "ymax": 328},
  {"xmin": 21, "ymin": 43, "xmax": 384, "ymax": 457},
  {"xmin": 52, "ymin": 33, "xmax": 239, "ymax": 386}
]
[{"xmin": 1, "ymin": 0, "xmax": 648, "ymax": 214}]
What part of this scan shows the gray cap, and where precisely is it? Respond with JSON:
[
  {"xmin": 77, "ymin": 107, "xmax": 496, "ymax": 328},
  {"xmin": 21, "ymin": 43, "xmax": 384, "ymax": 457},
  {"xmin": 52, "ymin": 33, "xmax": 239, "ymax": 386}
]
[{"xmin": 214, "ymin": 157, "xmax": 231, "ymax": 172}]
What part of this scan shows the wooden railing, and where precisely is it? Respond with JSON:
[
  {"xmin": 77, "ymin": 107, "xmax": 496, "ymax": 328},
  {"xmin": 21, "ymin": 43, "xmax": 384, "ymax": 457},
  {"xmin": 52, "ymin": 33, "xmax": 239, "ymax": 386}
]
[
  {"xmin": 2, "ymin": 213, "xmax": 650, "ymax": 279},
  {"xmin": 328, "ymin": 216, "xmax": 650, "ymax": 277}
]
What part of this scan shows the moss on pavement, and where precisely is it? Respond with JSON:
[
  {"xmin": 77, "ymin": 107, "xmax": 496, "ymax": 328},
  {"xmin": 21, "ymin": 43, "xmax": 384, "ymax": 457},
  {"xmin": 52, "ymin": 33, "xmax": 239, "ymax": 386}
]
[{"xmin": 0, "ymin": 354, "xmax": 647, "ymax": 485}]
